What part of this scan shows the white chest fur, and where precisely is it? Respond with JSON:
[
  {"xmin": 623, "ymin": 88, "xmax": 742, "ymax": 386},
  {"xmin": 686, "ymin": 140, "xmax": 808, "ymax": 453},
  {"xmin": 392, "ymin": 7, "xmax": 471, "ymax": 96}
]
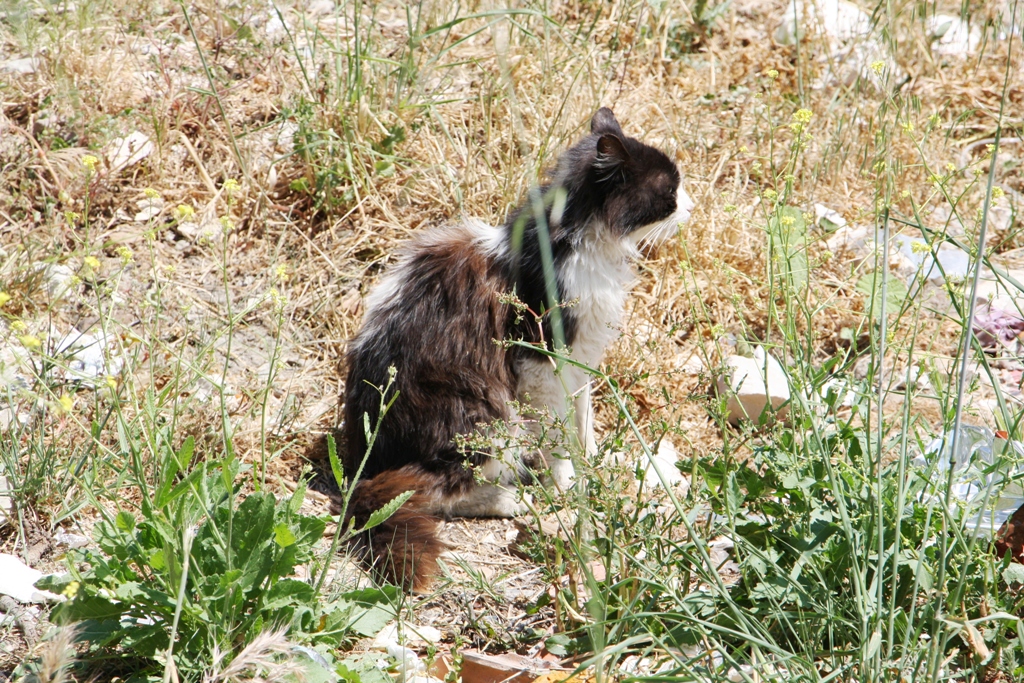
[{"xmin": 558, "ymin": 235, "xmax": 635, "ymax": 366}]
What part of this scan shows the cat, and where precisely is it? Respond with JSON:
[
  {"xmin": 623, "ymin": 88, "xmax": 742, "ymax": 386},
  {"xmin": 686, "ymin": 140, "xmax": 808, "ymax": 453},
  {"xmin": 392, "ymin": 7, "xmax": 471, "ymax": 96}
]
[{"xmin": 339, "ymin": 108, "xmax": 694, "ymax": 590}]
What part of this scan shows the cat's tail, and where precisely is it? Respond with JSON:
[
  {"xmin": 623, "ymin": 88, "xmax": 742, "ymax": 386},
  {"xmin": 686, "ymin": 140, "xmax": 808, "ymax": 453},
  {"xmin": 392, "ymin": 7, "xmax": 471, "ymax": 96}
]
[{"xmin": 342, "ymin": 465, "xmax": 447, "ymax": 592}]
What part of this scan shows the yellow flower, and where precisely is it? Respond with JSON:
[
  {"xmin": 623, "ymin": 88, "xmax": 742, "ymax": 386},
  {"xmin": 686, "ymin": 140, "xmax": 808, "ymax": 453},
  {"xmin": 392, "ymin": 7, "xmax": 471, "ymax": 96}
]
[
  {"xmin": 0, "ymin": 292, "xmax": 10, "ymax": 308},
  {"xmin": 62, "ymin": 580, "xmax": 81, "ymax": 598},
  {"xmin": 900, "ymin": 189, "xmax": 911, "ymax": 198},
  {"xmin": 143, "ymin": 187, "xmax": 161, "ymax": 199},
  {"xmin": 870, "ymin": 60, "xmax": 885, "ymax": 76},
  {"xmin": 219, "ymin": 216, "xmax": 234, "ymax": 232},
  {"xmin": 900, "ymin": 120, "xmax": 914, "ymax": 133},
  {"xmin": 105, "ymin": 376, "xmax": 118, "ymax": 390},
  {"xmin": 83, "ymin": 256, "xmax": 101, "ymax": 270},
  {"xmin": 780, "ymin": 215, "xmax": 795, "ymax": 227},
  {"xmin": 739, "ymin": 145, "xmax": 749, "ymax": 153},
  {"xmin": 57, "ymin": 394, "xmax": 73, "ymax": 413},
  {"xmin": 275, "ymin": 264, "xmax": 289, "ymax": 283},
  {"xmin": 945, "ymin": 162, "xmax": 956, "ymax": 173},
  {"xmin": 20, "ymin": 334, "xmax": 42, "ymax": 349},
  {"xmin": 911, "ymin": 241, "xmax": 930, "ymax": 255},
  {"xmin": 115, "ymin": 246, "xmax": 134, "ymax": 264},
  {"xmin": 992, "ymin": 187, "xmax": 1005, "ymax": 200},
  {"xmin": 765, "ymin": 69, "xmax": 779, "ymax": 79},
  {"xmin": 763, "ymin": 188, "xmax": 778, "ymax": 201},
  {"xmin": 173, "ymin": 204, "xmax": 196, "ymax": 221},
  {"xmin": 223, "ymin": 178, "xmax": 240, "ymax": 194},
  {"xmin": 10, "ymin": 320, "xmax": 27, "ymax": 333},
  {"xmin": 793, "ymin": 109, "xmax": 813, "ymax": 124},
  {"xmin": 82, "ymin": 155, "xmax": 99, "ymax": 172},
  {"xmin": 64, "ymin": 211, "xmax": 80, "ymax": 225}
]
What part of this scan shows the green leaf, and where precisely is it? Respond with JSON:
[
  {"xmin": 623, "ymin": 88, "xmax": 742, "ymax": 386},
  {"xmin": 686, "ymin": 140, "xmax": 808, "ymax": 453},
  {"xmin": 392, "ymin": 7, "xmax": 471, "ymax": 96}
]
[
  {"xmin": 115, "ymin": 511, "xmax": 136, "ymax": 532},
  {"xmin": 274, "ymin": 522, "xmax": 297, "ymax": 548},
  {"xmin": 155, "ymin": 436, "xmax": 195, "ymax": 508},
  {"xmin": 289, "ymin": 478, "xmax": 308, "ymax": 515},
  {"xmin": 149, "ymin": 548, "xmax": 166, "ymax": 570},
  {"xmin": 856, "ymin": 272, "xmax": 909, "ymax": 320},
  {"xmin": 1003, "ymin": 563, "xmax": 1024, "ymax": 585},
  {"xmin": 264, "ymin": 578, "xmax": 315, "ymax": 611},
  {"xmin": 361, "ymin": 491, "xmax": 414, "ymax": 532},
  {"xmin": 327, "ymin": 434, "xmax": 346, "ymax": 491}
]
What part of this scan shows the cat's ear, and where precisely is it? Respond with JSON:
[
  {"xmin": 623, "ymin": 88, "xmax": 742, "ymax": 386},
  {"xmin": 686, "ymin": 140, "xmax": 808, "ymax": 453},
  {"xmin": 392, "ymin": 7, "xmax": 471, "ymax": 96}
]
[
  {"xmin": 595, "ymin": 133, "xmax": 630, "ymax": 176},
  {"xmin": 591, "ymin": 107, "xmax": 623, "ymax": 135}
]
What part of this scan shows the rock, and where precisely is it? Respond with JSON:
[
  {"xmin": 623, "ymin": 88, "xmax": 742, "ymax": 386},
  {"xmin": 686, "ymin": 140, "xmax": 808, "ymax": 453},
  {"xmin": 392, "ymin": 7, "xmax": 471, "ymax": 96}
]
[
  {"xmin": 36, "ymin": 263, "xmax": 78, "ymax": 299},
  {"xmin": 103, "ymin": 131, "xmax": 154, "ymax": 173},
  {"xmin": 0, "ymin": 57, "xmax": 40, "ymax": 75},
  {"xmin": 0, "ymin": 555, "xmax": 61, "ymax": 603},
  {"xmin": 814, "ymin": 203, "xmax": 847, "ymax": 231},
  {"xmin": 717, "ymin": 346, "xmax": 790, "ymax": 424},
  {"xmin": 928, "ymin": 14, "xmax": 981, "ymax": 56},
  {"xmin": 372, "ymin": 622, "xmax": 443, "ymax": 649},
  {"xmin": 639, "ymin": 440, "xmax": 689, "ymax": 493},
  {"xmin": 387, "ymin": 642, "xmax": 426, "ymax": 683},
  {"xmin": 673, "ymin": 352, "xmax": 704, "ymax": 374},
  {"xmin": 53, "ymin": 327, "xmax": 124, "ymax": 382},
  {"xmin": 0, "ymin": 470, "xmax": 10, "ymax": 527},
  {"xmin": 775, "ymin": 0, "xmax": 898, "ymax": 87},
  {"xmin": 54, "ymin": 530, "xmax": 89, "ymax": 549}
]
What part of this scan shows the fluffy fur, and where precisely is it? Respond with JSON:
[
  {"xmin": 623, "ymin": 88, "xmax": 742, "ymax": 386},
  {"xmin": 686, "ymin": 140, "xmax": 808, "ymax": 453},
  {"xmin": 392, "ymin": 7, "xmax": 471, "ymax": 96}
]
[{"xmin": 339, "ymin": 108, "xmax": 694, "ymax": 590}]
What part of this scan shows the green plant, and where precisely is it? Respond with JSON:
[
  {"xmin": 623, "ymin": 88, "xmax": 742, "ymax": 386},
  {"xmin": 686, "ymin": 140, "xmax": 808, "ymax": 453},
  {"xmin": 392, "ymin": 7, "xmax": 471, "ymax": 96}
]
[{"xmin": 38, "ymin": 442, "xmax": 397, "ymax": 680}]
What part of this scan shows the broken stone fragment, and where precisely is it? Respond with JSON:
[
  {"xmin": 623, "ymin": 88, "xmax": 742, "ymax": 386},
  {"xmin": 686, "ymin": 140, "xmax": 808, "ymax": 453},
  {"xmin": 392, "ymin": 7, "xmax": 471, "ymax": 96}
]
[{"xmin": 717, "ymin": 346, "xmax": 791, "ymax": 425}]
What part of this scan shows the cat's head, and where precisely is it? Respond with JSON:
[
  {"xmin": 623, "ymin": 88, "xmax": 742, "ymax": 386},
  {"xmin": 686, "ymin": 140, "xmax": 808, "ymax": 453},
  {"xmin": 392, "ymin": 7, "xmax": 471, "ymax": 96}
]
[{"xmin": 558, "ymin": 108, "xmax": 694, "ymax": 247}]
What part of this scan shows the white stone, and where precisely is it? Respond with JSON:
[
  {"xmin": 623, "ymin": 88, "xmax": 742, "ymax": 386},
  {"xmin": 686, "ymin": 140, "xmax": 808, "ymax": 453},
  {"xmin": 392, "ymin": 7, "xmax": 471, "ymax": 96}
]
[
  {"xmin": 54, "ymin": 531, "xmax": 89, "ymax": 548},
  {"xmin": 372, "ymin": 622, "xmax": 443, "ymax": 649},
  {"xmin": 718, "ymin": 346, "xmax": 790, "ymax": 424},
  {"xmin": 53, "ymin": 327, "xmax": 124, "ymax": 381},
  {"xmin": 928, "ymin": 15, "xmax": 982, "ymax": 55},
  {"xmin": 386, "ymin": 642, "xmax": 426, "ymax": 683},
  {"xmin": 36, "ymin": 263, "xmax": 78, "ymax": 299},
  {"xmin": 640, "ymin": 440, "xmax": 689, "ymax": 493},
  {"xmin": 0, "ymin": 471, "xmax": 10, "ymax": 528},
  {"xmin": 775, "ymin": 0, "xmax": 899, "ymax": 88},
  {"xmin": 0, "ymin": 57, "xmax": 40, "ymax": 75},
  {"xmin": 103, "ymin": 131, "xmax": 154, "ymax": 173},
  {"xmin": 0, "ymin": 554, "xmax": 61, "ymax": 603}
]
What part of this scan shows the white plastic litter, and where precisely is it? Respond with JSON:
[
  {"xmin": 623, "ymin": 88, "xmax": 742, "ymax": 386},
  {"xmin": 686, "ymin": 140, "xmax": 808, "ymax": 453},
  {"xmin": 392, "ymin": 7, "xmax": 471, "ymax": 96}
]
[
  {"xmin": 814, "ymin": 203, "xmax": 847, "ymax": 231},
  {"xmin": 0, "ymin": 554, "xmax": 61, "ymax": 604},
  {"xmin": 915, "ymin": 425, "xmax": 1024, "ymax": 535},
  {"xmin": 718, "ymin": 346, "xmax": 791, "ymax": 424}
]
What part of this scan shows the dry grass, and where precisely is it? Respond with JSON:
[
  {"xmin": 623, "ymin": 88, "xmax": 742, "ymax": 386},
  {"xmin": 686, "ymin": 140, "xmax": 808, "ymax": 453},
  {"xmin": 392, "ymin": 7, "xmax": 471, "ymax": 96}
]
[{"xmin": 1, "ymin": 0, "xmax": 1023, "ymax": 670}]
